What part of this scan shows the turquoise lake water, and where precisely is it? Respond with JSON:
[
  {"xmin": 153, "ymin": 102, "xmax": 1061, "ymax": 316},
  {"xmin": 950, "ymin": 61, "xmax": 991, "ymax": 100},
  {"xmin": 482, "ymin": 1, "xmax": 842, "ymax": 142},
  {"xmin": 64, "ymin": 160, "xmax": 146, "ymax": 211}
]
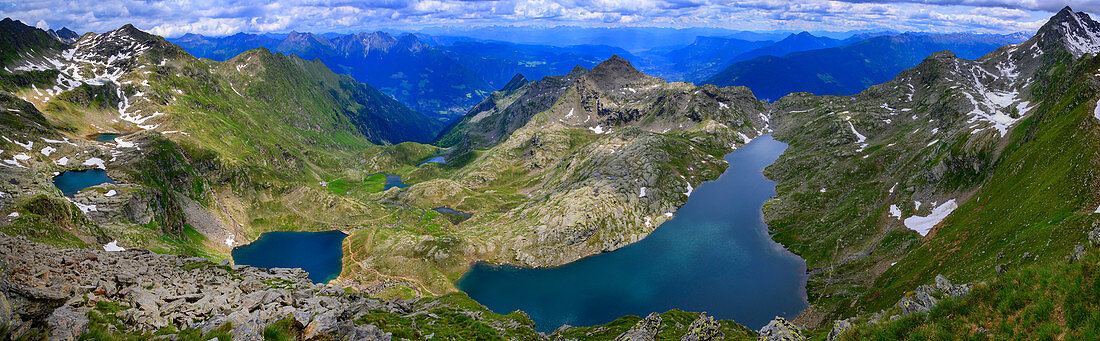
[
  {"xmin": 53, "ymin": 169, "xmax": 115, "ymax": 197},
  {"xmin": 419, "ymin": 156, "xmax": 446, "ymax": 166},
  {"xmin": 455, "ymin": 134, "xmax": 807, "ymax": 332},
  {"xmin": 432, "ymin": 206, "xmax": 472, "ymax": 219},
  {"xmin": 92, "ymin": 133, "xmax": 123, "ymax": 142},
  {"xmin": 383, "ymin": 174, "xmax": 408, "ymax": 190},
  {"xmin": 231, "ymin": 230, "xmax": 347, "ymax": 283}
]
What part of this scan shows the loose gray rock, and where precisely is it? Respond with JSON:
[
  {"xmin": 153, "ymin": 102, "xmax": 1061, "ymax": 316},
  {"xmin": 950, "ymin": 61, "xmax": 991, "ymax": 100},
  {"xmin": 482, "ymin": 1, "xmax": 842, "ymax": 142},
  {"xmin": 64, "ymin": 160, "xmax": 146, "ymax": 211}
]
[
  {"xmin": 46, "ymin": 306, "xmax": 88, "ymax": 341},
  {"xmin": 614, "ymin": 312, "xmax": 662, "ymax": 341},
  {"xmin": 1068, "ymin": 244, "xmax": 1087, "ymax": 263},
  {"xmin": 915, "ymin": 285, "xmax": 939, "ymax": 308},
  {"xmin": 681, "ymin": 312, "xmax": 722, "ymax": 341},
  {"xmin": 897, "ymin": 296, "xmax": 929, "ymax": 315},
  {"xmin": 826, "ymin": 319, "xmax": 853, "ymax": 341},
  {"xmin": 758, "ymin": 316, "xmax": 804, "ymax": 341}
]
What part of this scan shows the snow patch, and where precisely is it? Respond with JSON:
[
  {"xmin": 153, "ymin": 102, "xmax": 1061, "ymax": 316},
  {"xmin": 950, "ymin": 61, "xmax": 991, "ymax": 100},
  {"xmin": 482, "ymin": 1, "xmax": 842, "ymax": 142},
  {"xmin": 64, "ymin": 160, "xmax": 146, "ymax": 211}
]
[
  {"xmin": 71, "ymin": 200, "xmax": 97, "ymax": 213},
  {"xmin": 115, "ymin": 139, "xmax": 135, "ymax": 148},
  {"xmin": 639, "ymin": 187, "xmax": 647, "ymax": 198},
  {"xmin": 104, "ymin": 190, "xmax": 117, "ymax": 197},
  {"xmin": 103, "ymin": 240, "xmax": 125, "ymax": 252},
  {"xmin": 680, "ymin": 176, "xmax": 694, "ymax": 198},
  {"xmin": 1094, "ymin": 98, "xmax": 1100, "ymax": 121},
  {"xmin": 904, "ymin": 200, "xmax": 958, "ymax": 236},
  {"xmin": 889, "ymin": 205, "xmax": 902, "ymax": 219},
  {"xmin": 82, "ymin": 157, "xmax": 106, "ymax": 169}
]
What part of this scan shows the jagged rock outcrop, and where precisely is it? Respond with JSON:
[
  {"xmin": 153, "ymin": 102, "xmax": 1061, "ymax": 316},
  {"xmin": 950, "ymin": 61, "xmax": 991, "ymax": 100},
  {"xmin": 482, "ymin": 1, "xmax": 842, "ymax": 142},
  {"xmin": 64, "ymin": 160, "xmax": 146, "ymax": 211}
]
[
  {"xmin": 614, "ymin": 312, "xmax": 662, "ymax": 341},
  {"xmin": 0, "ymin": 232, "xmax": 407, "ymax": 339},
  {"xmin": 758, "ymin": 316, "xmax": 804, "ymax": 341},
  {"xmin": 934, "ymin": 274, "xmax": 970, "ymax": 299},
  {"xmin": 1089, "ymin": 226, "xmax": 1100, "ymax": 246},
  {"xmin": 1068, "ymin": 244, "xmax": 1088, "ymax": 263},
  {"xmin": 826, "ymin": 319, "xmax": 853, "ymax": 341},
  {"xmin": 896, "ymin": 296, "xmax": 930, "ymax": 315},
  {"xmin": 681, "ymin": 312, "xmax": 723, "ymax": 341},
  {"xmin": 45, "ymin": 306, "xmax": 88, "ymax": 340},
  {"xmin": 895, "ymin": 275, "xmax": 972, "ymax": 316}
]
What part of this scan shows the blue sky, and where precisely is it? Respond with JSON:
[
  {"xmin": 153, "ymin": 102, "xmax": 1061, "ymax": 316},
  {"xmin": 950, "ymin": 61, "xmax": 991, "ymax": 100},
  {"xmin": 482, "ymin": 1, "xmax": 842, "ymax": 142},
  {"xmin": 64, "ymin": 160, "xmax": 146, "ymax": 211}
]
[{"xmin": 0, "ymin": 0, "xmax": 1094, "ymax": 37}]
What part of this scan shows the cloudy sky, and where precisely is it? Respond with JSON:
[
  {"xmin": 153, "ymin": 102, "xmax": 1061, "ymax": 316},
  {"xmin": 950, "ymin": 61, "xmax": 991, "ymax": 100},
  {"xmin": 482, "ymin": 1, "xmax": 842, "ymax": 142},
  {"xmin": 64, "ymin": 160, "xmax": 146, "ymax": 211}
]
[{"xmin": 1, "ymin": 0, "xmax": 1095, "ymax": 37}]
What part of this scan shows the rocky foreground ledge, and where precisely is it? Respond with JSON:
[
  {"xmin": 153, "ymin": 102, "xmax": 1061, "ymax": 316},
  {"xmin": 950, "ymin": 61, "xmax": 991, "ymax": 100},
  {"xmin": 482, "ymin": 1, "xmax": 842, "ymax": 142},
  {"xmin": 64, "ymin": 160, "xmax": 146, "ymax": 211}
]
[
  {"xmin": 0, "ymin": 232, "xmax": 753, "ymax": 340},
  {"xmin": 0, "ymin": 227, "xmax": 989, "ymax": 340},
  {"xmin": 0, "ymin": 231, "xmax": 402, "ymax": 340}
]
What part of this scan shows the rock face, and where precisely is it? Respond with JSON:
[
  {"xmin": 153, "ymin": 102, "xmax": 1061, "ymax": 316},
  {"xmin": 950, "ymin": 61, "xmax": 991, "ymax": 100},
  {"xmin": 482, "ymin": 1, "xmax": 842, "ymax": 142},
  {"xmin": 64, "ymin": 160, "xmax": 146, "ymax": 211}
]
[
  {"xmin": 895, "ymin": 276, "xmax": 973, "ymax": 316},
  {"xmin": 0, "ymin": 232, "xmax": 414, "ymax": 340},
  {"xmin": 681, "ymin": 312, "xmax": 723, "ymax": 341},
  {"xmin": 1068, "ymin": 244, "xmax": 1087, "ymax": 263},
  {"xmin": 45, "ymin": 306, "xmax": 88, "ymax": 340},
  {"xmin": 897, "ymin": 296, "xmax": 930, "ymax": 315},
  {"xmin": 758, "ymin": 316, "xmax": 804, "ymax": 341},
  {"xmin": 1088, "ymin": 227, "xmax": 1100, "ymax": 246},
  {"xmin": 826, "ymin": 319, "xmax": 852, "ymax": 341},
  {"xmin": 934, "ymin": 275, "xmax": 970, "ymax": 299},
  {"xmin": 614, "ymin": 312, "xmax": 663, "ymax": 341}
]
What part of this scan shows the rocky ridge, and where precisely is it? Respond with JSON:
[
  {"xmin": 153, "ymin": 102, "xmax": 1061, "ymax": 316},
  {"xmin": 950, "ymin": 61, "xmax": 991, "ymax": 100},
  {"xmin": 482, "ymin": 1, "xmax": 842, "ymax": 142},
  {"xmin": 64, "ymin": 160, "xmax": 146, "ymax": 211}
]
[
  {"xmin": 758, "ymin": 5, "xmax": 1100, "ymax": 325},
  {"xmin": 1, "ymin": 231, "xmax": 769, "ymax": 340},
  {"xmin": 343, "ymin": 55, "xmax": 773, "ymax": 294}
]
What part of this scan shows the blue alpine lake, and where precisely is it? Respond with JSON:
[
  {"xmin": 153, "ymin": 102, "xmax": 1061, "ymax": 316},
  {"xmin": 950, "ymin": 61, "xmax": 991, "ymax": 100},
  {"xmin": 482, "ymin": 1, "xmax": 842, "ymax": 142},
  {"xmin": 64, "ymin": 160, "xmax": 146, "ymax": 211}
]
[
  {"xmin": 432, "ymin": 206, "xmax": 472, "ymax": 219},
  {"xmin": 53, "ymin": 169, "xmax": 115, "ymax": 197},
  {"xmin": 92, "ymin": 133, "xmax": 123, "ymax": 142},
  {"xmin": 231, "ymin": 230, "xmax": 347, "ymax": 283},
  {"xmin": 383, "ymin": 174, "xmax": 408, "ymax": 190},
  {"xmin": 455, "ymin": 134, "xmax": 807, "ymax": 332},
  {"xmin": 419, "ymin": 156, "xmax": 446, "ymax": 166}
]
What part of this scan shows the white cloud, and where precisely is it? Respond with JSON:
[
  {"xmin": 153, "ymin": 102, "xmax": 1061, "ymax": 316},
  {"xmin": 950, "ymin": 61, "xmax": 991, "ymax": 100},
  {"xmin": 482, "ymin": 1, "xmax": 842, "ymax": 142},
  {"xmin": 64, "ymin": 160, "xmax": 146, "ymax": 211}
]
[{"xmin": 0, "ymin": 0, "xmax": 1086, "ymax": 37}]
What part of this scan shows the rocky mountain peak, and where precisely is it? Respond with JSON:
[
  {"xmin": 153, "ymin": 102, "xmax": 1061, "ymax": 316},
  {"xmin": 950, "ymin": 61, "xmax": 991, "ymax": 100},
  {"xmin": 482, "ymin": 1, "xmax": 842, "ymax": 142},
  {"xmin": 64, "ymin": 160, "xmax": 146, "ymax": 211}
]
[
  {"xmin": 926, "ymin": 49, "xmax": 958, "ymax": 60},
  {"xmin": 352, "ymin": 31, "xmax": 396, "ymax": 44},
  {"xmin": 114, "ymin": 24, "xmax": 145, "ymax": 37},
  {"xmin": 1035, "ymin": 6, "xmax": 1100, "ymax": 57},
  {"xmin": 395, "ymin": 33, "xmax": 428, "ymax": 52},
  {"xmin": 500, "ymin": 73, "xmax": 529, "ymax": 93},
  {"xmin": 582, "ymin": 55, "xmax": 648, "ymax": 91},
  {"xmin": 332, "ymin": 31, "xmax": 397, "ymax": 56},
  {"xmin": 47, "ymin": 27, "xmax": 79, "ymax": 44},
  {"xmin": 95, "ymin": 24, "xmax": 161, "ymax": 46}
]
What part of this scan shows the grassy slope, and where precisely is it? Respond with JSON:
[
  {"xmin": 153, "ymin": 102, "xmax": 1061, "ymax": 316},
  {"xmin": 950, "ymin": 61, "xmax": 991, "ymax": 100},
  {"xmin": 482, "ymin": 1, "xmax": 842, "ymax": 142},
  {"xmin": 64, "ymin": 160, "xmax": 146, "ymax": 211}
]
[
  {"xmin": 866, "ymin": 52, "xmax": 1100, "ymax": 311},
  {"xmin": 0, "ymin": 23, "xmax": 456, "ymax": 260},
  {"xmin": 833, "ymin": 247, "xmax": 1100, "ymax": 340}
]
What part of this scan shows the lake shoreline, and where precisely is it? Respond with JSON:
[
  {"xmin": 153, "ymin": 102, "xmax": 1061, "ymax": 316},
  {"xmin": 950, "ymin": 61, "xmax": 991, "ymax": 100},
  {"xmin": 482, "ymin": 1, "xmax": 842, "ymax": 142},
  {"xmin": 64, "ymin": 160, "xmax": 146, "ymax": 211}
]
[{"xmin": 455, "ymin": 135, "xmax": 809, "ymax": 332}]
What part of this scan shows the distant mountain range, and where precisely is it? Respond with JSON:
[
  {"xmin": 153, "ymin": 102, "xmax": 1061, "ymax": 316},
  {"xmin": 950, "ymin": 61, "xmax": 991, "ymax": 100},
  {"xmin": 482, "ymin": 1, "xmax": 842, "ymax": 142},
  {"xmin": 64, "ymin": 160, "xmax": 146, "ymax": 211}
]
[
  {"xmin": 4, "ymin": 5, "xmax": 1100, "ymax": 340},
  {"xmin": 704, "ymin": 32, "xmax": 1029, "ymax": 101},
  {"xmin": 635, "ymin": 31, "xmax": 862, "ymax": 83},
  {"xmin": 438, "ymin": 42, "xmax": 635, "ymax": 88},
  {"xmin": 46, "ymin": 27, "xmax": 80, "ymax": 44},
  {"xmin": 170, "ymin": 28, "xmax": 1028, "ymax": 123},
  {"xmin": 171, "ymin": 31, "xmax": 492, "ymax": 122}
]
